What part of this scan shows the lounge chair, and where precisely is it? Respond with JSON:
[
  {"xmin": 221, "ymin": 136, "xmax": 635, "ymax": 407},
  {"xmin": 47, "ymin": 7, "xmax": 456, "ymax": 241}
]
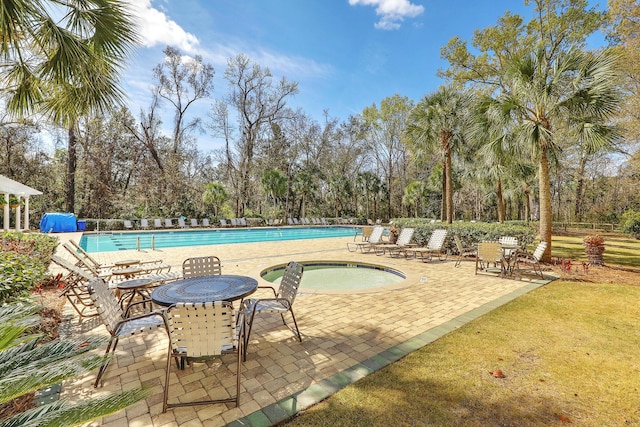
[
  {"xmin": 404, "ymin": 229, "xmax": 448, "ymax": 262},
  {"xmin": 454, "ymin": 235, "xmax": 477, "ymax": 267},
  {"xmin": 51, "ymin": 255, "xmax": 100, "ymax": 319},
  {"xmin": 240, "ymin": 217, "xmax": 248, "ymax": 227},
  {"xmin": 177, "ymin": 218, "xmax": 187, "ymax": 228},
  {"xmin": 220, "ymin": 219, "xmax": 229, "ymax": 227},
  {"xmin": 190, "ymin": 218, "xmax": 200, "ymax": 227},
  {"xmin": 293, "ymin": 218, "xmax": 300, "ymax": 225},
  {"xmin": 164, "ymin": 218, "xmax": 174, "ymax": 228},
  {"xmin": 346, "ymin": 225, "xmax": 384, "ymax": 253},
  {"xmin": 140, "ymin": 219, "xmax": 150, "ymax": 229},
  {"xmin": 287, "ymin": 218, "xmax": 294, "ymax": 225},
  {"xmin": 230, "ymin": 218, "xmax": 238, "ymax": 227},
  {"xmin": 154, "ymin": 219, "xmax": 163, "ymax": 229},
  {"xmin": 374, "ymin": 227, "xmax": 416, "ymax": 257},
  {"xmin": 124, "ymin": 220, "xmax": 133, "ymax": 230},
  {"xmin": 202, "ymin": 218, "xmax": 211, "ymax": 227}
]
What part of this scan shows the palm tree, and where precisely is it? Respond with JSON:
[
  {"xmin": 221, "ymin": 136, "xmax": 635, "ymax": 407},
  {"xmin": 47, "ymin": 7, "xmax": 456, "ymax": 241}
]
[
  {"xmin": 292, "ymin": 172, "xmax": 316, "ymax": 219},
  {"xmin": 261, "ymin": 169, "xmax": 287, "ymax": 217},
  {"xmin": 202, "ymin": 183, "xmax": 228, "ymax": 217},
  {"xmin": 0, "ymin": 304, "xmax": 148, "ymax": 426},
  {"xmin": 0, "ymin": 0, "xmax": 138, "ymax": 212},
  {"xmin": 403, "ymin": 180, "xmax": 426, "ymax": 218},
  {"xmin": 479, "ymin": 47, "xmax": 621, "ymax": 261},
  {"xmin": 406, "ymin": 86, "xmax": 471, "ymax": 224}
]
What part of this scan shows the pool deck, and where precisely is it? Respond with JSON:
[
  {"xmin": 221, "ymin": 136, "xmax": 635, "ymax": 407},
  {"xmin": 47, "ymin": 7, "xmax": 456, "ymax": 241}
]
[{"xmin": 51, "ymin": 232, "xmax": 553, "ymax": 427}]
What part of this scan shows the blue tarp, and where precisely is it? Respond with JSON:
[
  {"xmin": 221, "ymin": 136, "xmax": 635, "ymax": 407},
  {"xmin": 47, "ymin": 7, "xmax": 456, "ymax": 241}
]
[{"xmin": 40, "ymin": 212, "xmax": 77, "ymax": 233}]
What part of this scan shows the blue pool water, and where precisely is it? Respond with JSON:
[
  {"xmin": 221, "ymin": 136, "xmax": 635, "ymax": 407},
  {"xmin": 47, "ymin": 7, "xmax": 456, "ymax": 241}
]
[{"xmin": 79, "ymin": 226, "xmax": 359, "ymax": 253}]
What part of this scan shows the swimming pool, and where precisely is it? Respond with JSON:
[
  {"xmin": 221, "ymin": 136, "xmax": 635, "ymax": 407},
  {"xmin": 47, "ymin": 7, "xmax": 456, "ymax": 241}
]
[
  {"xmin": 79, "ymin": 226, "xmax": 359, "ymax": 252},
  {"xmin": 261, "ymin": 261, "xmax": 406, "ymax": 293}
]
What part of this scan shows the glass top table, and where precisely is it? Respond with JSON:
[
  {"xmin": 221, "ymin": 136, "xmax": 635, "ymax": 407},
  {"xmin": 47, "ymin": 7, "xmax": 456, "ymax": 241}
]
[{"xmin": 151, "ymin": 274, "xmax": 258, "ymax": 307}]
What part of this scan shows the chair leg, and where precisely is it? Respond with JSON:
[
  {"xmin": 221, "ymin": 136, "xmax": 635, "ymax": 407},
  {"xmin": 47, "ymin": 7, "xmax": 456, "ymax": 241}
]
[
  {"xmin": 163, "ymin": 345, "xmax": 174, "ymax": 412},
  {"xmin": 243, "ymin": 306, "xmax": 257, "ymax": 361},
  {"xmin": 287, "ymin": 309, "xmax": 302, "ymax": 342},
  {"xmin": 94, "ymin": 336, "xmax": 119, "ymax": 388}
]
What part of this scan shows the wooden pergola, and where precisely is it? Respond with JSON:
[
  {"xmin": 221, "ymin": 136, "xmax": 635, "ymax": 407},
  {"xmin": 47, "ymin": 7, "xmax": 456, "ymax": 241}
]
[{"xmin": 0, "ymin": 175, "xmax": 42, "ymax": 231}]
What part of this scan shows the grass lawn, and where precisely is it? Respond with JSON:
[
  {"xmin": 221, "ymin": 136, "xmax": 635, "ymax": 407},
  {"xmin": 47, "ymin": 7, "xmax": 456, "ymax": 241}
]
[{"xmin": 285, "ymin": 232, "xmax": 640, "ymax": 426}]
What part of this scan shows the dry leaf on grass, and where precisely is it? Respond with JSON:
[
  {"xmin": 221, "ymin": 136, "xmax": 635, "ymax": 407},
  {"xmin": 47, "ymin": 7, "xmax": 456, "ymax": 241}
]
[{"xmin": 489, "ymin": 369, "xmax": 505, "ymax": 378}]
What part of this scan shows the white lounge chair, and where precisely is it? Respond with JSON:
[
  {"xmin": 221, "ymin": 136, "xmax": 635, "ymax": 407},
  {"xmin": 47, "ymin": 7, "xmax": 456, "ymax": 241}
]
[
  {"xmin": 140, "ymin": 219, "xmax": 150, "ymax": 229},
  {"xmin": 190, "ymin": 218, "xmax": 200, "ymax": 227},
  {"xmin": 202, "ymin": 218, "xmax": 210, "ymax": 227},
  {"xmin": 165, "ymin": 218, "xmax": 174, "ymax": 228},
  {"xmin": 154, "ymin": 219, "xmax": 163, "ymax": 229},
  {"xmin": 404, "ymin": 229, "xmax": 448, "ymax": 262},
  {"xmin": 346, "ymin": 226, "xmax": 384, "ymax": 253}
]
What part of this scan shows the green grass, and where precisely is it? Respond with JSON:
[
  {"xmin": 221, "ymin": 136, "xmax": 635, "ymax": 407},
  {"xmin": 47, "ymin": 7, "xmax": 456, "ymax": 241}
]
[{"xmin": 285, "ymin": 233, "xmax": 640, "ymax": 426}]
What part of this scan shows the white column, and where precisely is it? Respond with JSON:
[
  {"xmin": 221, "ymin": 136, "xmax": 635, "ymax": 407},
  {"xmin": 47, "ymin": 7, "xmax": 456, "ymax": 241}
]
[
  {"xmin": 3, "ymin": 193, "xmax": 8, "ymax": 231},
  {"xmin": 24, "ymin": 197, "xmax": 30, "ymax": 231},
  {"xmin": 15, "ymin": 196, "xmax": 21, "ymax": 231}
]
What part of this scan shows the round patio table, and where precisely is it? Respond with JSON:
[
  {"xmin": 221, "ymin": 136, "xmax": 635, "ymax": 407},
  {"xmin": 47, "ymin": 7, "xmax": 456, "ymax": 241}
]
[{"xmin": 151, "ymin": 275, "xmax": 258, "ymax": 307}]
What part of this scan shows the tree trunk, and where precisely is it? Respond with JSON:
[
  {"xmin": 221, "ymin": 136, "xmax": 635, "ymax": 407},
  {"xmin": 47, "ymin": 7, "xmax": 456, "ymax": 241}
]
[
  {"xmin": 440, "ymin": 165, "xmax": 446, "ymax": 221},
  {"xmin": 496, "ymin": 178, "xmax": 505, "ymax": 223},
  {"xmin": 524, "ymin": 187, "xmax": 531, "ymax": 223},
  {"xmin": 574, "ymin": 154, "xmax": 588, "ymax": 221},
  {"xmin": 539, "ymin": 148, "xmax": 553, "ymax": 262},
  {"xmin": 65, "ymin": 123, "xmax": 77, "ymax": 213},
  {"xmin": 444, "ymin": 146, "xmax": 453, "ymax": 223}
]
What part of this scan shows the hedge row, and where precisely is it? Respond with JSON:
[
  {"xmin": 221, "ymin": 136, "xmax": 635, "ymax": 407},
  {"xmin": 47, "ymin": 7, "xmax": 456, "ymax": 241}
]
[{"xmin": 391, "ymin": 219, "xmax": 539, "ymax": 255}]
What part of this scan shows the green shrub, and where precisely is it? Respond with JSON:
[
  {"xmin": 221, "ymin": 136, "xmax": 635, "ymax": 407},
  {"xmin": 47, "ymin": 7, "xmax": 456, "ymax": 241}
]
[
  {"xmin": 392, "ymin": 219, "xmax": 537, "ymax": 255},
  {"xmin": 621, "ymin": 210, "xmax": 640, "ymax": 239},
  {"xmin": 0, "ymin": 232, "xmax": 58, "ymax": 304}
]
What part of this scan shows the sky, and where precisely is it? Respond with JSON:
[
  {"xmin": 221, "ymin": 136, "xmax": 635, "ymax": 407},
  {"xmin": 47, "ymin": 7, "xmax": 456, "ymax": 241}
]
[{"xmin": 120, "ymin": 0, "xmax": 607, "ymax": 152}]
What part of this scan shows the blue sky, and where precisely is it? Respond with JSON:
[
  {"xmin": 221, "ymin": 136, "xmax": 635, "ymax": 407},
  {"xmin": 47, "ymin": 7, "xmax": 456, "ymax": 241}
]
[{"xmin": 122, "ymin": 0, "xmax": 606, "ymax": 151}]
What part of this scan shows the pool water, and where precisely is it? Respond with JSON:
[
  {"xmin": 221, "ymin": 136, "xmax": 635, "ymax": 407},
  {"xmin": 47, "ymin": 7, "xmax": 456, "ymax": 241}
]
[
  {"xmin": 79, "ymin": 226, "xmax": 358, "ymax": 253},
  {"xmin": 261, "ymin": 261, "xmax": 406, "ymax": 292}
]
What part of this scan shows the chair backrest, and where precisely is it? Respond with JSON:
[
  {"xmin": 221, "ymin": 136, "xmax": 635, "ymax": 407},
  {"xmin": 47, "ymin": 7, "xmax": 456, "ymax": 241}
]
[
  {"xmin": 230, "ymin": 218, "xmax": 238, "ymax": 227},
  {"xmin": 67, "ymin": 240, "xmax": 101, "ymax": 269},
  {"xmin": 51, "ymin": 255, "xmax": 96, "ymax": 281},
  {"xmin": 165, "ymin": 218, "xmax": 173, "ymax": 227},
  {"xmin": 427, "ymin": 229, "xmax": 448, "ymax": 250},
  {"xmin": 293, "ymin": 218, "xmax": 299, "ymax": 224},
  {"xmin": 166, "ymin": 301, "xmax": 236, "ymax": 357},
  {"xmin": 277, "ymin": 261, "xmax": 304, "ymax": 307},
  {"xmin": 368, "ymin": 226, "xmax": 384, "ymax": 244},
  {"xmin": 124, "ymin": 220, "xmax": 133, "ymax": 229},
  {"xmin": 140, "ymin": 219, "xmax": 149, "ymax": 228},
  {"xmin": 477, "ymin": 241, "xmax": 502, "ymax": 262},
  {"xmin": 240, "ymin": 218, "xmax": 247, "ymax": 226},
  {"xmin": 202, "ymin": 218, "xmax": 210, "ymax": 227},
  {"xmin": 362, "ymin": 226, "xmax": 373, "ymax": 239},
  {"xmin": 182, "ymin": 256, "xmax": 222, "ymax": 278},
  {"xmin": 190, "ymin": 219, "xmax": 199, "ymax": 227},
  {"xmin": 178, "ymin": 218, "xmax": 186, "ymax": 227},
  {"xmin": 499, "ymin": 236, "xmax": 518, "ymax": 246},
  {"xmin": 395, "ymin": 228, "xmax": 414, "ymax": 246},
  {"xmin": 154, "ymin": 219, "xmax": 162, "ymax": 228},
  {"xmin": 454, "ymin": 234, "xmax": 465, "ymax": 253},
  {"xmin": 87, "ymin": 277, "xmax": 124, "ymax": 333},
  {"xmin": 532, "ymin": 241, "xmax": 547, "ymax": 261},
  {"xmin": 220, "ymin": 219, "xmax": 228, "ymax": 227}
]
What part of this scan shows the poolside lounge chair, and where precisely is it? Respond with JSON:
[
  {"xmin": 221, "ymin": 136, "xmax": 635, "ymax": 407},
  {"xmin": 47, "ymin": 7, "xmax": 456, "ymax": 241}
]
[
  {"xmin": 177, "ymin": 218, "xmax": 187, "ymax": 228},
  {"xmin": 287, "ymin": 218, "xmax": 294, "ymax": 225},
  {"xmin": 88, "ymin": 277, "xmax": 169, "ymax": 388},
  {"xmin": 165, "ymin": 218, "xmax": 175, "ymax": 228},
  {"xmin": 162, "ymin": 301, "xmax": 243, "ymax": 411},
  {"xmin": 346, "ymin": 225, "xmax": 384, "ymax": 253},
  {"xmin": 241, "ymin": 261, "xmax": 303, "ymax": 360},
  {"xmin": 190, "ymin": 218, "xmax": 200, "ymax": 227},
  {"xmin": 454, "ymin": 234, "xmax": 477, "ymax": 267},
  {"xmin": 202, "ymin": 218, "xmax": 211, "ymax": 227},
  {"xmin": 513, "ymin": 241, "xmax": 547, "ymax": 278},
  {"xmin": 404, "ymin": 229, "xmax": 448, "ymax": 262},
  {"xmin": 140, "ymin": 219, "xmax": 150, "ymax": 229},
  {"xmin": 124, "ymin": 220, "xmax": 134, "ymax": 230},
  {"xmin": 240, "ymin": 217, "xmax": 248, "ymax": 227},
  {"xmin": 154, "ymin": 219, "xmax": 163, "ymax": 229},
  {"xmin": 230, "ymin": 218, "xmax": 238, "ymax": 227},
  {"xmin": 293, "ymin": 218, "xmax": 300, "ymax": 225},
  {"xmin": 374, "ymin": 227, "xmax": 416, "ymax": 257},
  {"xmin": 220, "ymin": 219, "xmax": 230, "ymax": 227},
  {"xmin": 51, "ymin": 255, "xmax": 100, "ymax": 319}
]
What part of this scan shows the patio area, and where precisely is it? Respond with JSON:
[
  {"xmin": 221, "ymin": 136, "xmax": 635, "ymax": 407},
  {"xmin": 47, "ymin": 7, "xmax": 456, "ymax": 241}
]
[{"xmin": 52, "ymin": 235, "xmax": 553, "ymax": 427}]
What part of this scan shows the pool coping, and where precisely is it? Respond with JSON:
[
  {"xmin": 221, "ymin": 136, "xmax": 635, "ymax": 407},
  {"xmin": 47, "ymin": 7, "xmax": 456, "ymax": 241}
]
[{"xmin": 226, "ymin": 277, "xmax": 553, "ymax": 427}]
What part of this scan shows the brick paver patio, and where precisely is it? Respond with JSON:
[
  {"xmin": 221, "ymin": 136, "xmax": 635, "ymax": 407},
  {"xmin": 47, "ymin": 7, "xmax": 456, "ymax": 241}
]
[{"xmin": 52, "ymin": 232, "xmax": 552, "ymax": 426}]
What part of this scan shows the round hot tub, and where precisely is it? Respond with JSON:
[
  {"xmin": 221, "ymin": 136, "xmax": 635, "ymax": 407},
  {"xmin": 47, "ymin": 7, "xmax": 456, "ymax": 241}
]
[{"xmin": 260, "ymin": 260, "xmax": 406, "ymax": 294}]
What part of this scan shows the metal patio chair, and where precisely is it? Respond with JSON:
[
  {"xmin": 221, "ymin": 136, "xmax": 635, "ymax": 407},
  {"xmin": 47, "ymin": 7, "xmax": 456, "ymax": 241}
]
[
  {"xmin": 241, "ymin": 261, "xmax": 304, "ymax": 360},
  {"xmin": 404, "ymin": 229, "xmax": 448, "ymax": 262},
  {"xmin": 454, "ymin": 234, "xmax": 477, "ymax": 267},
  {"xmin": 513, "ymin": 241, "xmax": 548, "ymax": 278},
  {"xmin": 163, "ymin": 301, "xmax": 244, "ymax": 411},
  {"xmin": 475, "ymin": 241, "xmax": 504, "ymax": 275},
  {"xmin": 182, "ymin": 256, "xmax": 222, "ymax": 278},
  {"xmin": 88, "ymin": 277, "xmax": 169, "ymax": 387}
]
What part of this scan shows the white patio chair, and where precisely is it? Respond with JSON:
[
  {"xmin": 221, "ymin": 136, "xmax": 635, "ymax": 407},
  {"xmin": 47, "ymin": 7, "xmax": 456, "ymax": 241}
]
[
  {"xmin": 404, "ymin": 229, "xmax": 448, "ymax": 262},
  {"xmin": 202, "ymin": 218, "xmax": 210, "ymax": 227},
  {"xmin": 514, "ymin": 241, "xmax": 548, "ymax": 278},
  {"xmin": 182, "ymin": 256, "xmax": 222, "ymax": 278},
  {"xmin": 241, "ymin": 261, "xmax": 304, "ymax": 360},
  {"xmin": 346, "ymin": 225, "xmax": 384, "ymax": 253},
  {"xmin": 88, "ymin": 277, "xmax": 169, "ymax": 387},
  {"xmin": 373, "ymin": 227, "xmax": 416, "ymax": 257},
  {"xmin": 162, "ymin": 301, "xmax": 243, "ymax": 411},
  {"xmin": 123, "ymin": 220, "xmax": 133, "ymax": 230},
  {"xmin": 140, "ymin": 218, "xmax": 150, "ymax": 229},
  {"xmin": 190, "ymin": 218, "xmax": 200, "ymax": 227}
]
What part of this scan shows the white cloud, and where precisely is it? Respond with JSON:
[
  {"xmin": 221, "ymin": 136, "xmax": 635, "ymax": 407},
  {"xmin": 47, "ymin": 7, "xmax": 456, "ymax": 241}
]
[
  {"xmin": 348, "ymin": 0, "xmax": 424, "ymax": 30},
  {"xmin": 124, "ymin": 0, "xmax": 199, "ymax": 52}
]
